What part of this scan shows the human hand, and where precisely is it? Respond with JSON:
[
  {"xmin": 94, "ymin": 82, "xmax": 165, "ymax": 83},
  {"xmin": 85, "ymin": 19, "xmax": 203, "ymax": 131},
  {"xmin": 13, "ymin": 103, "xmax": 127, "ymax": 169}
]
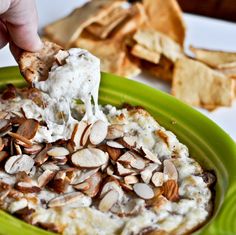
[{"xmin": 0, "ymin": 0, "xmax": 42, "ymax": 59}]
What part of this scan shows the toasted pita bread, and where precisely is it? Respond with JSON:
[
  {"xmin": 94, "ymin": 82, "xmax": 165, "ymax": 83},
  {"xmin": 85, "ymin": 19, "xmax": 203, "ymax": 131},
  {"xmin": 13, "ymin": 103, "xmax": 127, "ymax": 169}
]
[
  {"xmin": 44, "ymin": 0, "xmax": 127, "ymax": 48},
  {"xmin": 133, "ymin": 29, "xmax": 183, "ymax": 63},
  {"xmin": 86, "ymin": 6, "xmax": 130, "ymax": 39},
  {"xmin": 143, "ymin": 0, "xmax": 186, "ymax": 46},
  {"xmin": 172, "ymin": 58, "xmax": 234, "ymax": 109},
  {"xmin": 190, "ymin": 46, "xmax": 236, "ymax": 68},
  {"xmin": 19, "ymin": 40, "xmax": 62, "ymax": 84},
  {"xmin": 131, "ymin": 44, "xmax": 161, "ymax": 64},
  {"xmin": 141, "ymin": 56, "xmax": 174, "ymax": 81}
]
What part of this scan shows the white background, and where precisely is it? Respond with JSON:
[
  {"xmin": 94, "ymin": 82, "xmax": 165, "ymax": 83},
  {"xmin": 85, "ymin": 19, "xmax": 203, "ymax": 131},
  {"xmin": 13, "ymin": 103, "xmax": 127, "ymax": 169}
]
[{"xmin": 0, "ymin": 0, "xmax": 235, "ymax": 141}]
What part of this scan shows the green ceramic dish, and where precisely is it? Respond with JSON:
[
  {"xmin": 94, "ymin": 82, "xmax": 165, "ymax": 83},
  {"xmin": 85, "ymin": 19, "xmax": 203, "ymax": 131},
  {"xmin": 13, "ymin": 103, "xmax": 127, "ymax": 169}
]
[{"xmin": 0, "ymin": 66, "xmax": 235, "ymax": 235}]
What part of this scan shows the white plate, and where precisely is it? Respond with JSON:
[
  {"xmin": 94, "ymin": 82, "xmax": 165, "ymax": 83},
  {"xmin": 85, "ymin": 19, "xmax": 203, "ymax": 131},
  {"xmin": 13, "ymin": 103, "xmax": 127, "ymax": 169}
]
[{"xmin": 0, "ymin": 0, "xmax": 235, "ymax": 140}]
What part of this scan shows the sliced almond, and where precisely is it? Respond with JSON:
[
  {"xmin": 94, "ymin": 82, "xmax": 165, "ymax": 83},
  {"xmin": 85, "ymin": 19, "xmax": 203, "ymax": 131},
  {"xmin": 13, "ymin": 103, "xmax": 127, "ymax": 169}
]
[
  {"xmin": 55, "ymin": 50, "xmax": 69, "ymax": 65},
  {"xmin": 15, "ymin": 171, "xmax": 32, "ymax": 183},
  {"xmin": 48, "ymin": 192, "xmax": 89, "ymax": 208},
  {"xmin": 124, "ymin": 175, "xmax": 139, "ymax": 185},
  {"xmin": 152, "ymin": 172, "xmax": 164, "ymax": 187},
  {"xmin": 41, "ymin": 162, "xmax": 60, "ymax": 172},
  {"xmin": 70, "ymin": 121, "xmax": 88, "ymax": 151},
  {"xmin": 83, "ymin": 172, "xmax": 102, "ymax": 197},
  {"xmin": 71, "ymin": 168, "xmax": 98, "ymax": 185},
  {"xmin": 116, "ymin": 162, "xmax": 136, "ymax": 176},
  {"xmin": 118, "ymin": 136, "xmax": 136, "ymax": 149},
  {"xmin": 133, "ymin": 183, "xmax": 154, "ymax": 199},
  {"xmin": 106, "ymin": 145, "xmax": 122, "ymax": 161},
  {"xmin": 53, "ymin": 156, "xmax": 68, "ymax": 165},
  {"xmin": 8, "ymin": 132, "xmax": 32, "ymax": 147},
  {"xmin": 141, "ymin": 147, "xmax": 161, "ymax": 164},
  {"xmin": 80, "ymin": 123, "xmax": 92, "ymax": 146},
  {"xmin": 162, "ymin": 179, "xmax": 179, "ymax": 202},
  {"xmin": 106, "ymin": 124, "xmax": 124, "ymax": 140},
  {"xmin": 17, "ymin": 119, "xmax": 39, "ymax": 140},
  {"xmin": 0, "ymin": 151, "xmax": 9, "ymax": 162},
  {"xmin": 15, "ymin": 182, "xmax": 41, "ymax": 194},
  {"xmin": 163, "ymin": 159, "xmax": 178, "ymax": 181},
  {"xmin": 118, "ymin": 151, "xmax": 136, "ymax": 165},
  {"xmin": 130, "ymin": 153, "xmax": 146, "ymax": 170},
  {"xmin": 14, "ymin": 143, "xmax": 22, "ymax": 155},
  {"xmin": 106, "ymin": 165, "xmax": 114, "ymax": 176},
  {"xmin": 0, "ymin": 119, "xmax": 10, "ymax": 132},
  {"xmin": 34, "ymin": 144, "xmax": 51, "ymax": 166},
  {"xmin": 89, "ymin": 120, "xmax": 108, "ymax": 145},
  {"xmin": 5, "ymin": 154, "xmax": 34, "ymax": 174},
  {"xmin": 73, "ymin": 181, "xmax": 90, "ymax": 191},
  {"xmin": 98, "ymin": 190, "xmax": 119, "ymax": 212},
  {"xmin": 47, "ymin": 146, "xmax": 69, "ymax": 157},
  {"xmin": 48, "ymin": 170, "xmax": 70, "ymax": 193},
  {"xmin": 71, "ymin": 148, "xmax": 108, "ymax": 168},
  {"xmin": 141, "ymin": 163, "xmax": 159, "ymax": 184},
  {"xmin": 106, "ymin": 141, "xmax": 125, "ymax": 149},
  {"xmin": 24, "ymin": 144, "xmax": 43, "ymax": 155},
  {"xmin": 38, "ymin": 170, "xmax": 56, "ymax": 187},
  {"xmin": 100, "ymin": 180, "xmax": 124, "ymax": 201}
]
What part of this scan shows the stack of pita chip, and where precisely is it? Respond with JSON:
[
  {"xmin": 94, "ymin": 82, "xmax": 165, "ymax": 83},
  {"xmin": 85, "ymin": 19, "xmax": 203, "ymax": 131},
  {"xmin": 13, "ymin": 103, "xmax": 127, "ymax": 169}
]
[{"xmin": 44, "ymin": 0, "xmax": 235, "ymax": 110}]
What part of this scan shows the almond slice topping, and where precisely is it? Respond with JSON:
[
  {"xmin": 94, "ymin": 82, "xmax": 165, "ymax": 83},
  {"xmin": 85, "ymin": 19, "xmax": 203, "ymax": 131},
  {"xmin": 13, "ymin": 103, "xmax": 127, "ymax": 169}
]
[
  {"xmin": 80, "ymin": 123, "xmax": 92, "ymax": 146},
  {"xmin": 98, "ymin": 190, "xmax": 119, "ymax": 212},
  {"xmin": 34, "ymin": 144, "xmax": 51, "ymax": 166},
  {"xmin": 15, "ymin": 182, "xmax": 41, "ymax": 194},
  {"xmin": 152, "ymin": 172, "xmax": 164, "ymax": 187},
  {"xmin": 8, "ymin": 132, "xmax": 32, "ymax": 147},
  {"xmin": 89, "ymin": 120, "xmax": 108, "ymax": 145},
  {"xmin": 106, "ymin": 124, "xmax": 124, "ymax": 140},
  {"xmin": 141, "ymin": 163, "xmax": 159, "ymax": 184},
  {"xmin": 17, "ymin": 119, "xmax": 39, "ymax": 140},
  {"xmin": 5, "ymin": 154, "xmax": 34, "ymax": 174},
  {"xmin": 141, "ymin": 147, "xmax": 161, "ymax": 164},
  {"xmin": 162, "ymin": 179, "xmax": 179, "ymax": 202},
  {"xmin": 133, "ymin": 183, "xmax": 154, "ymax": 199},
  {"xmin": 73, "ymin": 182, "xmax": 90, "ymax": 191},
  {"xmin": 83, "ymin": 172, "xmax": 102, "ymax": 197},
  {"xmin": 124, "ymin": 175, "xmax": 139, "ymax": 185},
  {"xmin": 106, "ymin": 145, "xmax": 122, "ymax": 161},
  {"xmin": 47, "ymin": 146, "xmax": 69, "ymax": 157},
  {"xmin": 106, "ymin": 141, "xmax": 125, "ymax": 149},
  {"xmin": 116, "ymin": 162, "xmax": 136, "ymax": 176},
  {"xmin": 118, "ymin": 151, "xmax": 136, "ymax": 165},
  {"xmin": 163, "ymin": 159, "xmax": 178, "ymax": 181},
  {"xmin": 24, "ymin": 144, "xmax": 43, "ymax": 155},
  {"xmin": 38, "ymin": 170, "xmax": 56, "ymax": 187},
  {"xmin": 71, "ymin": 148, "xmax": 108, "ymax": 168}
]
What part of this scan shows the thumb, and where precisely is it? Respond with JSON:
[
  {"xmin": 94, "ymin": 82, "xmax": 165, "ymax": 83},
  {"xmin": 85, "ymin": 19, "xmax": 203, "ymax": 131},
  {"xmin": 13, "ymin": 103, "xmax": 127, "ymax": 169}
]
[{"xmin": 3, "ymin": 0, "xmax": 42, "ymax": 52}]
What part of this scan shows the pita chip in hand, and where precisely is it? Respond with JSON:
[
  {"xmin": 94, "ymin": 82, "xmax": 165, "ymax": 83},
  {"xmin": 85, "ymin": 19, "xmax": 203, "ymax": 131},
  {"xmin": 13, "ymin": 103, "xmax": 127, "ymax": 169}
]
[{"xmin": 172, "ymin": 58, "xmax": 234, "ymax": 109}]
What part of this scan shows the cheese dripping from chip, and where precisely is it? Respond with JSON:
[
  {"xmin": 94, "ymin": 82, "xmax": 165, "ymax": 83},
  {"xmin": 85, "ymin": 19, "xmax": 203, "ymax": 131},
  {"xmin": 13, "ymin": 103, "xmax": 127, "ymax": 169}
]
[{"xmin": 32, "ymin": 48, "xmax": 106, "ymax": 142}]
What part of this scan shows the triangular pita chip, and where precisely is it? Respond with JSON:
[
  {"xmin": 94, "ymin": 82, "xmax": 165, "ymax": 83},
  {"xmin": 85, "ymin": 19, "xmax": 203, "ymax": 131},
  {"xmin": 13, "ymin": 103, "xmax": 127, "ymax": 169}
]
[
  {"xmin": 172, "ymin": 58, "xmax": 234, "ymax": 109},
  {"xmin": 132, "ymin": 28, "xmax": 183, "ymax": 63},
  {"xmin": 143, "ymin": 0, "xmax": 186, "ymax": 46},
  {"xmin": 44, "ymin": 0, "xmax": 127, "ymax": 48}
]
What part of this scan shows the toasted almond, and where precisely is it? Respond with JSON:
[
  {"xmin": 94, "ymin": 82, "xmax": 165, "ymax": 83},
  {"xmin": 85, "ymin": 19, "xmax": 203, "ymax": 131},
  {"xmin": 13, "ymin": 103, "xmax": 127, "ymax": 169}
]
[
  {"xmin": 0, "ymin": 119, "xmax": 10, "ymax": 132},
  {"xmin": 116, "ymin": 162, "xmax": 136, "ymax": 176},
  {"xmin": 8, "ymin": 132, "xmax": 32, "ymax": 147},
  {"xmin": 133, "ymin": 183, "xmax": 154, "ymax": 199},
  {"xmin": 163, "ymin": 159, "xmax": 178, "ymax": 181},
  {"xmin": 106, "ymin": 145, "xmax": 122, "ymax": 161},
  {"xmin": 124, "ymin": 175, "xmax": 139, "ymax": 185},
  {"xmin": 47, "ymin": 146, "xmax": 69, "ymax": 157},
  {"xmin": 34, "ymin": 144, "xmax": 51, "ymax": 166},
  {"xmin": 118, "ymin": 151, "xmax": 136, "ymax": 165},
  {"xmin": 83, "ymin": 172, "xmax": 102, "ymax": 197},
  {"xmin": 73, "ymin": 181, "xmax": 90, "ymax": 191},
  {"xmin": 89, "ymin": 120, "xmax": 108, "ymax": 145},
  {"xmin": 48, "ymin": 170, "xmax": 70, "ymax": 193},
  {"xmin": 106, "ymin": 141, "xmax": 125, "ymax": 149},
  {"xmin": 162, "ymin": 179, "xmax": 179, "ymax": 202},
  {"xmin": 141, "ymin": 147, "xmax": 161, "ymax": 164},
  {"xmin": 41, "ymin": 162, "xmax": 60, "ymax": 172},
  {"xmin": 5, "ymin": 154, "xmax": 34, "ymax": 174},
  {"xmin": 141, "ymin": 163, "xmax": 159, "ymax": 184},
  {"xmin": 17, "ymin": 119, "xmax": 39, "ymax": 140},
  {"xmin": 80, "ymin": 123, "xmax": 92, "ymax": 146},
  {"xmin": 54, "ymin": 50, "xmax": 69, "ymax": 65},
  {"xmin": 14, "ymin": 143, "xmax": 22, "ymax": 155},
  {"xmin": 106, "ymin": 124, "xmax": 124, "ymax": 140},
  {"xmin": 70, "ymin": 121, "xmax": 88, "ymax": 151},
  {"xmin": 24, "ymin": 144, "xmax": 43, "ymax": 155},
  {"xmin": 48, "ymin": 192, "xmax": 89, "ymax": 208},
  {"xmin": 98, "ymin": 190, "xmax": 119, "ymax": 212},
  {"xmin": 71, "ymin": 148, "xmax": 108, "ymax": 168},
  {"xmin": 152, "ymin": 172, "xmax": 164, "ymax": 187},
  {"xmin": 0, "ymin": 151, "xmax": 9, "ymax": 162},
  {"xmin": 71, "ymin": 168, "xmax": 98, "ymax": 185},
  {"xmin": 38, "ymin": 170, "xmax": 56, "ymax": 187},
  {"xmin": 15, "ymin": 182, "xmax": 41, "ymax": 193}
]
